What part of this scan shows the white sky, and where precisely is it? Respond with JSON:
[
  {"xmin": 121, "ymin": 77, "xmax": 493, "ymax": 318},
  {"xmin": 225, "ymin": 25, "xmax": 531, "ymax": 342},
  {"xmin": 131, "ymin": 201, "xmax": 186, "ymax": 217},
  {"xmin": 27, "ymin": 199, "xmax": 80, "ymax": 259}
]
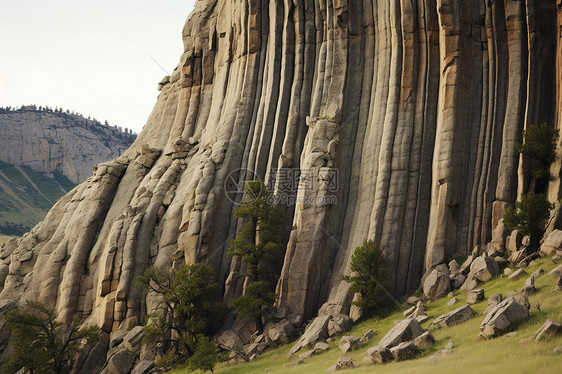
[{"xmin": 0, "ymin": 0, "xmax": 196, "ymax": 133}]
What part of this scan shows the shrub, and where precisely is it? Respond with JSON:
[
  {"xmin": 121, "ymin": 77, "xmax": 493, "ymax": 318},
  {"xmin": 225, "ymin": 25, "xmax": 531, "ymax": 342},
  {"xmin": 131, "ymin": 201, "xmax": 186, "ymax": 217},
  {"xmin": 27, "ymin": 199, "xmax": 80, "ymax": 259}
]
[
  {"xmin": 503, "ymin": 192, "xmax": 554, "ymax": 253},
  {"xmin": 3, "ymin": 301, "xmax": 99, "ymax": 374},
  {"xmin": 515, "ymin": 122, "xmax": 559, "ymax": 182},
  {"xmin": 342, "ymin": 240, "xmax": 394, "ymax": 318}
]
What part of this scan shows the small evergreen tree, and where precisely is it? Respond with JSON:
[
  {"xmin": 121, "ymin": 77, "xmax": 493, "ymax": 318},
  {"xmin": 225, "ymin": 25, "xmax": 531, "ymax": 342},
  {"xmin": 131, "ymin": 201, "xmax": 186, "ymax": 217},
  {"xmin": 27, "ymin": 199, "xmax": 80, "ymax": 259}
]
[
  {"xmin": 515, "ymin": 122, "xmax": 559, "ymax": 183},
  {"xmin": 228, "ymin": 180, "xmax": 288, "ymax": 332},
  {"xmin": 503, "ymin": 192, "xmax": 554, "ymax": 253},
  {"xmin": 137, "ymin": 263, "xmax": 222, "ymax": 370},
  {"xmin": 3, "ymin": 300, "xmax": 99, "ymax": 374},
  {"xmin": 342, "ymin": 240, "xmax": 394, "ymax": 319}
]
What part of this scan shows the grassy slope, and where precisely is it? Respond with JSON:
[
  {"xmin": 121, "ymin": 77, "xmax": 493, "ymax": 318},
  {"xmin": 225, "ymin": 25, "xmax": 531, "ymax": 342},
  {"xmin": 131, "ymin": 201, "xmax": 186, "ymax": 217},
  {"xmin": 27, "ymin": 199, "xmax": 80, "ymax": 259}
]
[
  {"xmin": 201, "ymin": 258, "xmax": 562, "ymax": 374},
  {"xmin": 0, "ymin": 160, "xmax": 75, "ymax": 234}
]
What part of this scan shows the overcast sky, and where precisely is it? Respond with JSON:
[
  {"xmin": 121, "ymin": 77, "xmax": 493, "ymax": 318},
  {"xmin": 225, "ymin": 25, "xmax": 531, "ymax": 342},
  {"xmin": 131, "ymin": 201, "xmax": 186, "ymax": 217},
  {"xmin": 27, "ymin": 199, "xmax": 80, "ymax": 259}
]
[{"xmin": 0, "ymin": 0, "xmax": 196, "ymax": 133}]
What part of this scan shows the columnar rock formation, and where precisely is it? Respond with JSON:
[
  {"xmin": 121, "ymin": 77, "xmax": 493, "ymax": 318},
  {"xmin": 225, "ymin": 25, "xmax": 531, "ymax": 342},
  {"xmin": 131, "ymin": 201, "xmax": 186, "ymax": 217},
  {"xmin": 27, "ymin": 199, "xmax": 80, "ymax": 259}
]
[{"xmin": 0, "ymin": 0, "xmax": 561, "ymax": 367}]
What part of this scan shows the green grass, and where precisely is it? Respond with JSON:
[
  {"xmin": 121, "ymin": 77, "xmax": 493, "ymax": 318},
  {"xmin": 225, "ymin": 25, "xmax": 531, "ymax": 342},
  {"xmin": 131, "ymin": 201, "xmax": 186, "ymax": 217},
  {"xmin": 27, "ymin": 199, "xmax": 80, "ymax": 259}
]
[
  {"xmin": 180, "ymin": 257, "xmax": 562, "ymax": 374},
  {"xmin": 0, "ymin": 160, "xmax": 75, "ymax": 235}
]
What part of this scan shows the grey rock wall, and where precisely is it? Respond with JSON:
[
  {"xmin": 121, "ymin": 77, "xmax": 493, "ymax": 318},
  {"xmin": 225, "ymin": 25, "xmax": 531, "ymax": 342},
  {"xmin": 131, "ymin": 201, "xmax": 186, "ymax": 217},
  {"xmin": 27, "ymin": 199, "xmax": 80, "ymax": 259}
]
[{"xmin": 0, "ymin": 0, "xmax": 560, "ymax": 368}]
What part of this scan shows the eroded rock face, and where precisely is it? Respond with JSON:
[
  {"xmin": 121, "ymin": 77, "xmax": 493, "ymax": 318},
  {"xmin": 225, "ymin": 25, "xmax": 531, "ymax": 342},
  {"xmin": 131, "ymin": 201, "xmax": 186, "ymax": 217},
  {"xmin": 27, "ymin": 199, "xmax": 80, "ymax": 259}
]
[{"xmin": 0, "ymin": 0, "xmax": 561, "ymax": 369}]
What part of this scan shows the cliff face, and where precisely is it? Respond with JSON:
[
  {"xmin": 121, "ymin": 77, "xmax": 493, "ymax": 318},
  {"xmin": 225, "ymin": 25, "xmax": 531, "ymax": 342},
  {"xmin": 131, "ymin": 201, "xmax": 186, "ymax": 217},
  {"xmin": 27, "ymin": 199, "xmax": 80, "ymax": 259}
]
[
  {"xmin": 0, "ymin": 109, "xmax": 136, "ymax": 184},
  {"xmin": 0, "ymin": 0, "xmax": 561, "ymax": 366}
]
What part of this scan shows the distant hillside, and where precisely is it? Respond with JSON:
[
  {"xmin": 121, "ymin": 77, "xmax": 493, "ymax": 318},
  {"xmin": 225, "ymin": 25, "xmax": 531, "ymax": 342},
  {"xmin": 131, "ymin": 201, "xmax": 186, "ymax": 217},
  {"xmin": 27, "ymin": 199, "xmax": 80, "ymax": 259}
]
[
  {"xmin": 0, "ymin": 105, "xmax": 136, "ymax": 235},
  {"xmin": 0, "ymin": 105, "xmax": 136, "ymax": 183}
]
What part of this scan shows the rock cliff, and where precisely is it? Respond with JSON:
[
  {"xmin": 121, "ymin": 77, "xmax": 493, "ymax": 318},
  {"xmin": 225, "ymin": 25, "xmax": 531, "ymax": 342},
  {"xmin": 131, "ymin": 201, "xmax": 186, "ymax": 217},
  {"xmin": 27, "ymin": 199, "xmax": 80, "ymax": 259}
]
[
  {"xmin": 1, "ymin": 0, "xmax": 562, "ymax": 369},
  {"xmin": 0, "ymin": 107, "xmax": 136, "ymax": 184}
]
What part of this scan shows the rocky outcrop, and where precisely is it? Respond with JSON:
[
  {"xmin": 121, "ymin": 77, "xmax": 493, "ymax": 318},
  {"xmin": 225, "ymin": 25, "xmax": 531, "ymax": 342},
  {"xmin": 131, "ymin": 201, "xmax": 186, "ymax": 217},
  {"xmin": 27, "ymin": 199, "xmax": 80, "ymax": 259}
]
[
  {"xmin": 0, "ymin": 108, "xmax": 135, "ymax": 183},
  {"xmin": 1, "ymin": 0, "xmax": 562, "ymax": 370}
]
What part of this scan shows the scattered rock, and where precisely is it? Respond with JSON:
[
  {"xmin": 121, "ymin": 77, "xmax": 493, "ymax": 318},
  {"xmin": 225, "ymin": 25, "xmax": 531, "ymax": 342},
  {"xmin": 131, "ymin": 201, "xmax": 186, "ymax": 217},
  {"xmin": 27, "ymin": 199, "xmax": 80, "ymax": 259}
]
[
  {"xmin": 432, "ymin": 305, "xmax": 476, "ymax": 328},
  {"xmin": 290, "ymin": 314, "xmax": 331, "ymax": 355},
  {"xmin": 406, "ymin": 296, "xmax": 421, "ymax": 305},
  {"xmin": 553, "ymin": 346, "xmax": 562, "ymax": 354},
  {"xmin": 360, "ymin": 329, "xmax": 376, "ymax": 343},
  {"xmin": 326, "ymin": 356, "xmax": 354, "ymax": 372},
  {"xmin": 522, "ymin": 319, "xmax": 562, "ymax": 342},
  {"xmin": 415, "ymin": 314, "xmax": 430, "ymax": 324},
  {"xmin": 540, "ymin": 230, "xmax": 562, "ymax": 255},
  {"xmin": 460, "ymin": 274, "xmax": 480, "ymax": 291},
  {"xmin": 327, "ymin": 314, "xmax": 353, "ymax": 337},
  {"xmin": 469, "ymin": 256, "xmax": 499, "ymax": 282},
  {"xmin": 480, "ymin": 296, "xmax": 530, "ymax": 338},
  {"xmin": 458, "ymin": 256, "xmax": 474, "ymax": 275},
  {"xmin": 552, "ymin": 255, "xmax": 562, "ymax": 263},
  {"xmin": 403, "ymin": 305, "xmax": 416, "ymax": 317},
  {"xmin": 315, "ymin": 342, "xmax": 329, "ymax": 352},
  {"xmin": 556, "ymin": 277, "xmax": 562, "ymax": 291},
  {"xmin": 267, "ymin": 319, "xmax": 296, "ymax": 344},
  {"xmin": 504, "ymin": 268, "xmax": 513, "ymax": 276},
  {"xmin": 505, "ymin": 331, "xmax": 517, "ymax": 337},
  {"xmin": 106, "ymin": 350, "xmax": 135, "ymax": 374},
  {"xmin": 520, "ymin": 276, "xmax": 536, "ymax": 296},
  {"xmin": 413, "ymin": 331, "xmax": 435, "ymax": 349},
  {"xmin": 494, "ymin": 256, "xmax": 508, "ymax": 266},
  {"xmin": 508, "ymin": 268, "xmax": 528, "ymax": 280},
  {"xmin": 451, "ymin": 273, "xmax": 467, "ymax": 289},
  {"xmin": 378, "ymin": 318, "xmax": 424, "ymax": 349},
  {"xmin": 298, "ymin": 349, "xmax": 316, "ymax": 360},
  {"xmin": 447, "ymin": 292, "xmax": 454, "ymax": 298},
  {"xmin": 507, "ymin": 289, "xmax": 518, "ymax": 297},
  {"xmin": 449, "ymin": 259, "xmax": 460, "ymax": 274},
  {"xmin": 423, "ymin": 265, "xmax": 451, "ymax": 299},
  {"xmin": 549, "ymin": 264, "xmax": 562, "ymax": 277},
  {"xmin": 488, "ymin": 293, "xmax": 503, "ymax": 305},
  {"xmin": 390, "ymin": 341, "xmax": 421, "ymax": 361},
  {"xmin": 466, "ymin": 288, "xmax": 485, "ymax": 304},
  {"xmin": 447, "ymin": 297, "xmax": 458, "ymax": 306},
  {"xmin": 366, "ymin": 346, "xmax": 394, "ymax": 364},
  {"xmin": 339, "ymin": 336, "xmax": 360, "ymax": 353},
  {"xmin": 531, "ymin": 268, "xmax": 545, "ymax": 279}
]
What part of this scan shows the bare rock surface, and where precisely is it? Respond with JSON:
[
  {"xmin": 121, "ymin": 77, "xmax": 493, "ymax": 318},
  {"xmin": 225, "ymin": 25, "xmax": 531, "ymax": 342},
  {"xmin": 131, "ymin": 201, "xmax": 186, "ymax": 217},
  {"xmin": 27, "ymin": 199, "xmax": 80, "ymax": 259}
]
[
  {"xmin": 378, "ymin": 318, "xmax": 424, "ymax": 349},
  {"xmin": 480, "ymin": 296, "xmax": 530, "ymax": 338},
  {"xmin": 432, "ymin": 305, "xmax": 476, "ymax": 328}
]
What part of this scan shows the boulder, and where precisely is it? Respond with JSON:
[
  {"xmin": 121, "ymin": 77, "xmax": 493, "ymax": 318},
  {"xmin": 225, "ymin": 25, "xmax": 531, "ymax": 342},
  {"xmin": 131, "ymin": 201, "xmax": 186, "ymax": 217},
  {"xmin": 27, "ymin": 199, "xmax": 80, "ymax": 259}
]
[
  {"xmin": 507, "ymin": 230, "xmax": 523, "ymax": 252},
  {"xmin": 327, "ymin": 314, "xmax": 353, "ymax": 337},
  {"xmin": 131, "ymin": 360, "xmax": 154, "ymax": 374},
  {"xmin": 488, "ymin": 293, "xmax": 503, "ymax": 305},
  {"xmin": 326, "ymin": 356, "xmax": 354, "ymax": 372},
  {"xmin": 290, "ymin": 314, "xmax": 331, "ymax": 355},
  {"xmin": 298, "ymin": 349, "xmax": 316, "ymax": 360},
  {"xmin": 413, "ymin": 331, "xmax": 435, "ymax": 349},
  {"xmin": 520, "ymin": 276, "xmax": 536, "ymax": 296},
  {"xmin": 406, "ymin": 296, "xmax": 421, "ymax": 305},
  {"xmin": 267, "ymin": 319, "xmax": 296, "ymax": 344},
  {"xmin": 315, "ymin": 342, "xmax": 329, "ymax": 352},
  {"xmin": 553, "ymin": 346, "xmax": 562, "ymax": 354},
  {"xmin": 338, "ymin": 336, "xmax": 360, "ymax": 353},
  {"xmin": 534, "ymin": 319, "xmax": 562, "ymax": 341},
  {"xmin": 451, "ymin": 273, "xmax": 466, "ymax": 289},
  {"xmin": 390, "ymin": 341, "xmax": 421, "ymax": 361},
  {"xmin": 531, "ymin": 268, "xmax": 544, "ymax": 279},
  {"xmin": 448, "ymin": 259, "xmax": 460, "ymax": 274},
  {"xmin": 366, "ymin": 345, "xmax": 394, "ymax": 364},
  {"xmin": 106, "ymin": 350, "xmax": 135, "ymax": 374},
  {"xmin": 549, "ymin": 264, "xmax": 562, "ymax": 277},
  {"xmin": 556, "ymin": 277, "xmax": 562, "ymax": 291},
  {"xmin": 469, "ymin": 256, "xmax": 499, "ymax": 282},
  {"xmin": 415, "ymin": 314, "xmax": 430, "ymax": 324},
  {"xmin": 466, "ymin": 288, "xmax": 485, "ymax": 304},
  {"xmin": 504, "ymin": 268, "xmax": 513, "ymax": 276},
  {"xmin": 508, "ymin": 268, "xmax": 528, "ymax": 280},
  {"xmin": 494, "ymin": 256, "xmax": 508, "ymax": 266},
  {"xmin": 447, "ymin": 297, "xmax": 458, "ymax": 306},
  {"xmin": 460, "ymin": 274, "xmax": 480, "ymax": 291},
  {"xmin": 378, "ymin": 318, "xmax": 424, "ymax": 348},
  {"xmin": 432, "ymin": 305, "xmax": 476, "ymax": 328},
  {"xmin": 122, "ymin": 326, "xmax": 144, "ymax": 354},
  {"xmin": 541, "ymin": 230, "xmax": 562, "ymax": 255},
  {"xmin": 423, "ymin": 265, "xmax": 451, "ymax": 299},
  {"xmin": 479, "ymin": 296, "xmax": 530, "ymax": 338},
  {"xmin": 360, "ymin": 329, "xmax": 376, "ymax": 343},
  {"xmin": 458, "ymin": 256, "xmax": 474, "ymax": 275}
]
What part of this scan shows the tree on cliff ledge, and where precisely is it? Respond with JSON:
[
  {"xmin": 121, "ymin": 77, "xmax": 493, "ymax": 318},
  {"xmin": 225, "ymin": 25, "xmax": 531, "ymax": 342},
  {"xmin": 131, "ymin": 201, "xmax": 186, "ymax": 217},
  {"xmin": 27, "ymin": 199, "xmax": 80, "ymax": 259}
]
[{"xmin": 229, "ymin": 180, "xmax": 288, "ymax": 332}]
